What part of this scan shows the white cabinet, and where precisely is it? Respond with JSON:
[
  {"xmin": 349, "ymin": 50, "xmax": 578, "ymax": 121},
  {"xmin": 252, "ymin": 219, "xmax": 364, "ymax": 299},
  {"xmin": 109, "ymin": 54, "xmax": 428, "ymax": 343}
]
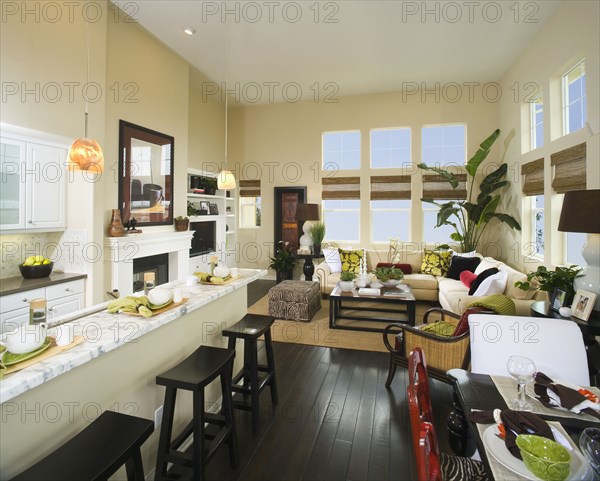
[
  {"xmin": 0, "ymin": 279, "xmax": 85, "ymax": 334},
  {"xmin": 0, "ymin": 136, "xmax": 67, "ymax": 232}
]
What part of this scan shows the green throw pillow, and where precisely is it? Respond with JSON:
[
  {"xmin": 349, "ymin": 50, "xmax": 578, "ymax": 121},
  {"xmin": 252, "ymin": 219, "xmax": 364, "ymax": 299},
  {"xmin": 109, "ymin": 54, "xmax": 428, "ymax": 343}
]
[
  {"xmin": 420, "ymin": 321, "xmax": 456, "ymax": 337},
  {"xmin": 339, "ymin": 248, "xmax": 364, "ymax": 274},
  {"xmin": 420, "ymin": 250, "xmax": 452, "ymax": 277}
]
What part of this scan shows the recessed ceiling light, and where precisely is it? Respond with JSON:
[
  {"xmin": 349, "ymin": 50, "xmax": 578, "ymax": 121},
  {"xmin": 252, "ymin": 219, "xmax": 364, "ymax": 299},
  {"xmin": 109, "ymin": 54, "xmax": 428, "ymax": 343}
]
[{"xmin": 183, "ymin": 27, "xmax": 196, "ymax": 35}]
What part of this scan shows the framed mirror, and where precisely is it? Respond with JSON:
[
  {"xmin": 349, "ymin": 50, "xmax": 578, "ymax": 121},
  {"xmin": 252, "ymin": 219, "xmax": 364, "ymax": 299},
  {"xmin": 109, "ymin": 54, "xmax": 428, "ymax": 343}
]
[{"xmin": 118, "ymin": 120, "xmax": 174, "ymax": 226}]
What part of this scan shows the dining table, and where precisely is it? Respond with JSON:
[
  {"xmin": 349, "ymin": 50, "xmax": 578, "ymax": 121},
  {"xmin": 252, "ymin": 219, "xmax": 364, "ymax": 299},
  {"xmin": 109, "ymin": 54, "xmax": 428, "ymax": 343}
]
[{"xmin": 446, "ymin": 368, "xmax": 599, "ymax": 481}]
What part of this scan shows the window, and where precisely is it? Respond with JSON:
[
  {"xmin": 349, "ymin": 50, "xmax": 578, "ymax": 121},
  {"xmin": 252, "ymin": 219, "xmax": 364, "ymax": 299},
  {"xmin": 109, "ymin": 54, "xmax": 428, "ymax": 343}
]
[
  {"xmin": 370, "ymin": 128, "xmax": 411, "ymax": 168},
  {"xmin": 131, "ymin": 144, "xmax": 152, "ymax": 176},
  {"xmin": 422, "ymin": 201, "xmax": 459, "ymax": 244},
  {"xmin": 322, "ymin": 200, "xmax": 360, "ymax": 241},
  {"xmin": 421, "ymin": 124, "xmax": 465, "ymax": 166},
  {"xmin": 530, "ymin": 94, "xmax": 544, "ymax": 150},
  {"xmin": 322, "ymin": 131, "xmax": 360, "ymax": 170},
  {"xmin": 371, "ymin": 200, "xmax": 410, "ymax": 242},
  {"xmin": 566, "ymin": 232, "xmax": 586, "ymax": 266},
  {"xmin": 562, "ymin": 60, "xmax": 586, "ymax": 135},
  {"xmin": 531, "ymin": 195, "xmax": 544, "ymax": 257},
  {"xmin": 240, "ymin": 197, "xmax": 261, "ymax": 228}
]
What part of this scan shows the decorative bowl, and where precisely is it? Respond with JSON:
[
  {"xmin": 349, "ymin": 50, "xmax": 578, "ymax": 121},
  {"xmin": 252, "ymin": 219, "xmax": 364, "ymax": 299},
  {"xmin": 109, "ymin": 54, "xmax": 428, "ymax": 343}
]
[
  {"xmin": 19, "ymin": 262, "xmax": 54, "ymax": 279},
  {"xmin": 382, "ymin": 279, "xmax": 402, "ymax": 287},
  {"xmin": 516, "ymin": 435, "xmax": 571, "ymax": 481},
  {"xmin": 2, "ymin": 323, "xmax": 48, "ymax": 354}
]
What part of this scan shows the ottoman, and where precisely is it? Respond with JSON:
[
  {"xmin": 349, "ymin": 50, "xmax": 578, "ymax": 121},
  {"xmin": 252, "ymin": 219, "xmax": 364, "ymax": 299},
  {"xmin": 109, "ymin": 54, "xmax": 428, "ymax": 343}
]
[{"xmin": 268, "ymin": 280, "xmax": 321, "ymax": 322}]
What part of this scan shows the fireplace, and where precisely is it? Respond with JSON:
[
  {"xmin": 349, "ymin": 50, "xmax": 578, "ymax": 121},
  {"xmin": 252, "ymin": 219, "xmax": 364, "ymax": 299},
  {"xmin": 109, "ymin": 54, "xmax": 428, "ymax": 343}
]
[{"xmin": 133, "ymin": 253, "xmax": 169, "ymax": 293}]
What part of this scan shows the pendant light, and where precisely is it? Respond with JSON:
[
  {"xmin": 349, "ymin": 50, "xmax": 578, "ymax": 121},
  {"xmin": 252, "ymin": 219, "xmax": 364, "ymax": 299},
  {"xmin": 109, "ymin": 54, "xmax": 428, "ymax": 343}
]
[
  {"xmin": 217, "ymin": 92, "xmax": 236, "ymax": 190},
  {"xmin": 67, "ymin": 15, "xmax": 104, "ymax": 172}
]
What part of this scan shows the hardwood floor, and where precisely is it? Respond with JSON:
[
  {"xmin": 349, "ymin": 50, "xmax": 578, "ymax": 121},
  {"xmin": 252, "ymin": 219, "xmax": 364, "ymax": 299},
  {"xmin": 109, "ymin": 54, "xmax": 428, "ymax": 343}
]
[{"xmin": 247, "ymin": 279, "xmax": 275, "ymax": 307}]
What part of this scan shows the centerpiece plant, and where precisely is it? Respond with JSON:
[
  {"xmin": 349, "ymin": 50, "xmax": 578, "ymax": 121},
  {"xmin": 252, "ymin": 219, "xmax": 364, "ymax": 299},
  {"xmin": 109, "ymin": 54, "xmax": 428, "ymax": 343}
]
[
  {"xmin": 515, "ymin": 265, "xmax": 582, "ymax": 304},
  {"xmin": 269, "ymin": 241, "xmax": 297, "ymax": 284},
  {"xmin": 417, "ymin": 129, "xmax": 521, "ymax": 253}
]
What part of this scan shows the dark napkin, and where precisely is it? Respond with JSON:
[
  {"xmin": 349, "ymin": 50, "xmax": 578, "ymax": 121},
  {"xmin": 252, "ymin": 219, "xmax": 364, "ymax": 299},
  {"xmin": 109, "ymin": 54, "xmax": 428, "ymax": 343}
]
[
  {"xmin": 534, "ymin": 372, "xmax": 600, "ymax": 420},
  {"xmin": 470, "ymin": 410, "xmax": 553, "ymax": 459}
]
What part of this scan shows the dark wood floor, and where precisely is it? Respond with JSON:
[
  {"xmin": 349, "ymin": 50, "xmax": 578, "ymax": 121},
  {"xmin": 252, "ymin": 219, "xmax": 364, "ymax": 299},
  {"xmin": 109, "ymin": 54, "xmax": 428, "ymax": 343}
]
[{"xmin": 247, "ymin": 279, "xmax": 275, "ymax": 307}]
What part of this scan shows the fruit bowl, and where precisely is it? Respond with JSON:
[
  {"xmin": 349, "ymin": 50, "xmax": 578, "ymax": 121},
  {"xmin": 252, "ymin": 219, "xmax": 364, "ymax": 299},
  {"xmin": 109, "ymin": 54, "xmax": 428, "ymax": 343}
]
[{"xmin": 19, "ymin": 262, "xmax": 54, "ymax": 279}]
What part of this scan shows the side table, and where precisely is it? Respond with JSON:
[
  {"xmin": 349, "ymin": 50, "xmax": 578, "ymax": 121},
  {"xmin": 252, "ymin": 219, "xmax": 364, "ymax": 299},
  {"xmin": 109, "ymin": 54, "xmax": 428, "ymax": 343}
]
[
  {"xmin": 531, "ymin": 300, "xmax": 600, "ymax": 386},
  {"xmin": 293, "ymin": 253, "xmax": 324, "ymax": 282}
]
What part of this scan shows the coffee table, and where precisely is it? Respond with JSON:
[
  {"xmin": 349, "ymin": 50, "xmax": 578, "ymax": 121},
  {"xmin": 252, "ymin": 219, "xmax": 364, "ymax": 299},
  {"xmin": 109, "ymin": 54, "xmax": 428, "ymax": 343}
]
[{"xmin": 328, "ymin": 284, "xmax": 416, "ymax": 332}]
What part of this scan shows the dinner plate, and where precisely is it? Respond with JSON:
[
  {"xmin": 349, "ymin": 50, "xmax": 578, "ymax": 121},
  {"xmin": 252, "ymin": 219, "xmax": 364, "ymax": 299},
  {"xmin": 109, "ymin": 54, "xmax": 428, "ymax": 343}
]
[
  {"xmin": 1, "ymin": 337, "xmax": 54, "ymax": 366},
  {"xmin": 482, "ymin": 425, "xmax": 592, "ymax": 480}
]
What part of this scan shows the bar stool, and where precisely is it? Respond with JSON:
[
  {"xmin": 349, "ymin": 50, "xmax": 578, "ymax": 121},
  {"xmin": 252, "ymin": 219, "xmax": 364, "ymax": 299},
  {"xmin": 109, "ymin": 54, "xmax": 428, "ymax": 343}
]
[
  {"xmin": 222, "ymin": 313, "xmax": 278, "ymax": 434},
  {"xmin": 154, "ymin": 345, "xmax": 238, "ymax": 481},
  {"xmin": 11, "ymin": 410, "xmax": 154, "ymax": 481}
]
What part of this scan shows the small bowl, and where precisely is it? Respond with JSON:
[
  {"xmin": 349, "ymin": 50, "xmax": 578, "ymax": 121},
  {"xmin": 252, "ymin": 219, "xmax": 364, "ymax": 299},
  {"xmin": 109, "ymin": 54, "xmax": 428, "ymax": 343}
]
[
  {"xmin": 516, "ymin": 434, "xmax": 571, "ymax": 481},
  {"xmin": 381, "ymin": 279, "xmax": 402, "ymax": 287},
  {"xmin": 2, "ymin": 324, "xmax": 48, "ymax": 354},
  {"xmin": 19, "ymin": 262, "xmax": 54, "ymax": 279}
]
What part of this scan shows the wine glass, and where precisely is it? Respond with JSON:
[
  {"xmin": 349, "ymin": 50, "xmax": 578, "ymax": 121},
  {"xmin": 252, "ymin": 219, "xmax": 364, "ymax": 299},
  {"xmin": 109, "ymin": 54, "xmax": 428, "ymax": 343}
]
[
  {"xmin": 507, "ymin": 355, "xmax": 537, "ymax": 411},
  {"xmin": 580, "ymin": 427, "xmax": 600, "ymax": 476}
]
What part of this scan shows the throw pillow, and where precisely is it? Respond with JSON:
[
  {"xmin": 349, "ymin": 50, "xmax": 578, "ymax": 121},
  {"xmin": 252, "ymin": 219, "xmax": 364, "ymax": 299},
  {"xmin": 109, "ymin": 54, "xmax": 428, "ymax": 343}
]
[
  {"xmin": 339, "ymin": 248, "xmax": 364, "ymax": 274},
  {"xmin": 376, "ymin": 262, "xmax": 413, "ymax": 274},
  {"xmin": 472, "ymin": 270, "xmax": 508, "ymax": 297},
  {"xmin": 468, "ymin": 267, "xmax": 499, "ymax": 296},
  {"xmin": 460, "ymin": 271, "xmax": 477, "ymax": 288},
  {"xmin": 420, "ymin": 250, "xmax": 452, "ymax": 277},
  {"xmin": 474, "ymin": 258, "xmax": 499, "ymax": 276},
  {"xmin": 447, "ymin": 255, "xmax": 482, "ymax": 280},
  {"xmin": 421, "ymin": 321, "xmax": 457, "ymax": 337},
  {"xmin": 322, "ymin": 247, "xmax": 342, "ymax": 273}
]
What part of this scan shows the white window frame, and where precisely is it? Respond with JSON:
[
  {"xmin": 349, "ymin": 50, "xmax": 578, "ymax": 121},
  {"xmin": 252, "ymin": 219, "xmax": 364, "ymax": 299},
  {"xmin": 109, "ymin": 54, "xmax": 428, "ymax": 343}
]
[
  {"xmin": 562, "ymin": 59, "xmax": 586, "ymax": 136},
  {"xmin": 322, "ymin": 199, "xmax": 360, "ymax": 243},
  {"xmin": 369, "ymin": 127, "xmax": 411, "ymax": 169},
  {"xmin": 239, "ymin": 196, "xmax": 261, "ymax": 229},
  {"xmin": 322, "ymin": 130, "xmax": 361, "ymax": 170},
  {"xmin": 421, "ymin": 124, "xmax": 466, "ymax": 167},
  {"xmin": 531, "ymin": 195, "xmax": 544, "ymax": 258},
  {"xmin": 370, "ymin": 200, "xmax": 411, "ymax": 243},
  {"xmin": 530, "ymin": 94, "xmax": 543, "ymax": 150}
]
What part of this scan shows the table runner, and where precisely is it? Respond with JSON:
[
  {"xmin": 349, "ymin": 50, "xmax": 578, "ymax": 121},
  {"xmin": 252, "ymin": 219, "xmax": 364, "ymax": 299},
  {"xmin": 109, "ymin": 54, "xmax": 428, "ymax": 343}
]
[
  {"xmin": 475, "ymin": 420, "xmax": 580, "ymax": 481},
  {"xmin": 491, "ymin": 375, "xmax": 600, "ymax": 423}
]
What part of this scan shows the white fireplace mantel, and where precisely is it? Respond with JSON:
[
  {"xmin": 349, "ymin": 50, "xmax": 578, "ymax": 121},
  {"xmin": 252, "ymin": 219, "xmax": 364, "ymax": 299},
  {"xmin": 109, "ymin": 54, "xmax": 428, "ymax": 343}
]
[{"xmin": 104, "ymin": 231, "xmax": 193, "ymax": 295}]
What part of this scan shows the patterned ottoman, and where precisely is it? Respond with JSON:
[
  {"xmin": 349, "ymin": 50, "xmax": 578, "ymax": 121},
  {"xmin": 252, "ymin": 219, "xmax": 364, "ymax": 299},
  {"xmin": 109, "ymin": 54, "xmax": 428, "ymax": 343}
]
[{"xmin": 268, "ymin": 280, "xmax": 321, "ymax": 322}]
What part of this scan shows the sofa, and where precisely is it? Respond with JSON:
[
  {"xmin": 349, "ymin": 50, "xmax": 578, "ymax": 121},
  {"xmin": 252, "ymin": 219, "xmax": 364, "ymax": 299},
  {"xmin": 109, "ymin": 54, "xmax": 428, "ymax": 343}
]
[{"xmin": 315, "ymin": 248, "xmax": 545, "ymax": 316}]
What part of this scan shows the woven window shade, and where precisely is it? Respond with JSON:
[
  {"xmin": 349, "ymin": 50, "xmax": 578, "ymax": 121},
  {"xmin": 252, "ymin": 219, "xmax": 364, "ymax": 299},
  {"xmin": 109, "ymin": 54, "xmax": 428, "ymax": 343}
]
[
  {"xmin": 551, "ymin": 143, "xmax": 586, "ymax": 193},
  {"xmin": 520, "ymin": 158, "xmax": 544, "ymax": 196},
  {"xmin": 322, "ymin": 177, "xmax": 360, "ymax": 200},
  {"xmin": 239, "ymin": 180, "xmax": 261, "ymax": 197},
  {"xmin": 370, "ymin": 175, "xmax": 411, "ymax": 200},
  {"xmin": 422, "ymin": 174, "xmax": 467, "ymax": 200}
]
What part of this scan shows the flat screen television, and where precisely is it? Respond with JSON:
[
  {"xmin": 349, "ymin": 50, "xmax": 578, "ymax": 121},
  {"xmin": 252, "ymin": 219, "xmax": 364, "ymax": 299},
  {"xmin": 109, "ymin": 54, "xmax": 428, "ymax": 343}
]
[{"xmin": 190, "ymin": 221, "xmax": 216, "ymax": 257}]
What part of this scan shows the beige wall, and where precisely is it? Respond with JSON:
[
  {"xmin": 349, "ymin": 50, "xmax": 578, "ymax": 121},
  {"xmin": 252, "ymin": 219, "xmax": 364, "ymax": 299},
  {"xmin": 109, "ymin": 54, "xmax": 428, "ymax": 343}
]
[
  {"xmin": 229, "ymin": 91, "xmax": 501, "ymax": 272},
  {"xmin": 498, "ymin": 0, "xmax": 600, "ymax": 271}
]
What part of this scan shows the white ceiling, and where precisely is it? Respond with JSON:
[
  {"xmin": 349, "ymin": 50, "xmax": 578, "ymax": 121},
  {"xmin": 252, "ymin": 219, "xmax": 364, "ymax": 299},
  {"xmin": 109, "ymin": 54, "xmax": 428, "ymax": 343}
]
[{"xmin": 117, "ymin": 0, "xmax": 562, "ymax": 104}]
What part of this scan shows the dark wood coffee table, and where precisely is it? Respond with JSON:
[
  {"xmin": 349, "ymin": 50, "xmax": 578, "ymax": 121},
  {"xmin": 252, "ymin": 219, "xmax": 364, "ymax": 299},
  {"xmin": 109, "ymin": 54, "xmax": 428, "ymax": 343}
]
[{"xmin": 328, "ymin": 284, "xmax": 416, "ymax": 332}]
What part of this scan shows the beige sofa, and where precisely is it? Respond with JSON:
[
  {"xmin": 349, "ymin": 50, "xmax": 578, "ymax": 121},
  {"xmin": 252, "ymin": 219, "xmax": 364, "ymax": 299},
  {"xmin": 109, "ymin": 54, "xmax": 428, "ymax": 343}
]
[{"xmin": 315, "ymin": 249, "xmax": 545, "ymax": 316}]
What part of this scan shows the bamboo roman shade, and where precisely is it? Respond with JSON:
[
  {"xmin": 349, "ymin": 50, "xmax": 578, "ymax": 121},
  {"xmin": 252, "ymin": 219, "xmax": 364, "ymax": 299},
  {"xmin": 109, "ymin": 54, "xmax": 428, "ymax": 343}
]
[
  {"xmin": 521, "ymin": 158, "xmax": 544, "ymax": 196},
  {"xmin": 422, "ymin": 173, "xmax": 467, "ymax": 200},
  {"xmin": 239, "ymin": 180, "xmax": 261, "ymax": 197},
  {"xmin": 370, "ymin": 175, "xmax": 411, "ymax": 200},
  {"xmin": 551, "ymin": 142, "xmax": 586, "ymax": 193},
  {"xmin": 322, "ymin": 177, "xmax": 360, "ymax": 200}
]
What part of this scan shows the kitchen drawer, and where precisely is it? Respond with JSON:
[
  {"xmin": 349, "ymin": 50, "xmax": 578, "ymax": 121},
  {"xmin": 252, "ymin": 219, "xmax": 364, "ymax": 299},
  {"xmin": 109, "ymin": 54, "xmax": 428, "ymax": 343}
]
[
  {"xmin": 0, "ymin": 306, "xmax": 30, "ymax": 335},
  {"xmin": 1, "ymin": 288, "xmax": 45, "ymax": 313},
  {"xmin": 46, "ymin": 280, "xmax": 84, "ymax": 301}
]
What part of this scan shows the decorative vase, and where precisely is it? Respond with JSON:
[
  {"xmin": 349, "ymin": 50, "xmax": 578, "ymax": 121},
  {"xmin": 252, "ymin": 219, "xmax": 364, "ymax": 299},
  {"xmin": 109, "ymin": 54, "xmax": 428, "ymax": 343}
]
[
  {"xmin": 213, "ymin": 263, "xmax": 230, "ymax": 278},
  {"xmin": 354, "ymin": 278, "xmax": 366, "ymax": 289},
  {"xmin": 339, "ymin": 281, "xmax": 355, "ymax": 292},
  {"xmin": 107, "ymin": 209, "xmax": 125, "ymax": 237}
]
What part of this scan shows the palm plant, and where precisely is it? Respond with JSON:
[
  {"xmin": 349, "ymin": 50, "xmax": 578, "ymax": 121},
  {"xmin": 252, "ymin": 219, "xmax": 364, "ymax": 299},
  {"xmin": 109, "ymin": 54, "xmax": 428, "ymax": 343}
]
[{"xmin": 417, "ymin": 129, "xmax": 521, "ymax": 252}]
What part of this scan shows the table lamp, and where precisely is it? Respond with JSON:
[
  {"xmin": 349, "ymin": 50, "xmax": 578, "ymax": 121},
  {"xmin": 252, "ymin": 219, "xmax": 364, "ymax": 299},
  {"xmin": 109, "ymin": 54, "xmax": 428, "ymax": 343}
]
[
  {"xmin": 558, "ymin": 189, "xmax": 600, "ymax": 312},
  {"xmin": 296, "ymin": 203, "xmax": 320, "ymax": 250}
]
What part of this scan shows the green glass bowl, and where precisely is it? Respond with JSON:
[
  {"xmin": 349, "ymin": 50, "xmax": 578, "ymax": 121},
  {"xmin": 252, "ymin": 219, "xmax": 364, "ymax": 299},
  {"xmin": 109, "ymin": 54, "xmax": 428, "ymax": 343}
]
[{"xmin": 516, "ymin": 434, "xmax": 571, "ymax": 481}]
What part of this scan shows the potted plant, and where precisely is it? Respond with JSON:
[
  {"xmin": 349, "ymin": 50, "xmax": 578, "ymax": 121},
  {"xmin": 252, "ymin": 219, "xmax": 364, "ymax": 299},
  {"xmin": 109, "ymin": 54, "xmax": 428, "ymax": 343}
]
[
  {"xmin": 515, "ymin": 265, "xmax": 583, "ymax": 306},
  {"xmin": 372, "ymin": 266, "xmax": 405, "ymax": 287},
  {"xmin": 174, "ymin": 215, "xmax": 189, "ymax": 231},
  {"xmin": 417, "ymin": 129, "xmax": 521, "ymax": 252},
  {"xmin": 200, "ymin": 176, "xmax": 218, "ymax": 195},
  {"xmin": 310, "ymin": 221, "xmax": 326, "ymax": 256},
  {"xmin": 339, "ymin": 270, "xmax": 357, "ymax": 292},
  {"xmin": 269, "ymin": 241, "xmax": 298, "ymax": 284}
]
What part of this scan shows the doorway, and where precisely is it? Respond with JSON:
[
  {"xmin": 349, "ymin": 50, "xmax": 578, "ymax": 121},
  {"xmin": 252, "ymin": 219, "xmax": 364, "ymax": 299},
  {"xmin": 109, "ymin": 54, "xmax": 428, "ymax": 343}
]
[{"xmin": 273, "ymin": 186, "xmax": 307, "ymax": 252}]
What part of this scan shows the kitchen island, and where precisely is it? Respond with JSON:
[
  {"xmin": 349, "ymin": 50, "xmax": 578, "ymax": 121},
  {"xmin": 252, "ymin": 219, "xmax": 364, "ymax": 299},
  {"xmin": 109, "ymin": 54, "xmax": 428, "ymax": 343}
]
[{"xmin": 0, "ymin": 269, "xmax": 266, "ymax": 479}]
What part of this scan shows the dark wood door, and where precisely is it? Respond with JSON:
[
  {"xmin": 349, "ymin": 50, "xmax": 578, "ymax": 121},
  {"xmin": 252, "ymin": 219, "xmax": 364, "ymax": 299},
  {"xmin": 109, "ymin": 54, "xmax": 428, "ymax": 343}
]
[{"xmin": 274, "ymin": 187, "xmax": 306, "ymax": 252}]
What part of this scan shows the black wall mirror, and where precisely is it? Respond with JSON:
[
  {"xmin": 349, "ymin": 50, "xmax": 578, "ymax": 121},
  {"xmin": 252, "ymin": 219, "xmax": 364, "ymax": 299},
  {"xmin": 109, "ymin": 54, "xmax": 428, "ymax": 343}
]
[{"xmin": 118, "ymin": 120, "xmax": 174, "ymax": 226}]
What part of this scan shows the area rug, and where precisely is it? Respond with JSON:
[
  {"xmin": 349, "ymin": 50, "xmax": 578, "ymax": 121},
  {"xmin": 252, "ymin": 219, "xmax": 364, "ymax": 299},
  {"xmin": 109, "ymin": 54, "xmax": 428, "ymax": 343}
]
[{"xmin": 247, "ymin": 294, "xmax": 433, "ymax": 353}]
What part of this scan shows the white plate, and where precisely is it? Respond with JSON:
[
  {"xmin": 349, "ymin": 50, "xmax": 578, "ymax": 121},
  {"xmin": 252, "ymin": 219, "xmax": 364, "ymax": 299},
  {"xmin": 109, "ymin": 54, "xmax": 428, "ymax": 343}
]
[{"xmin": 482, "ymin": 425, "xmax": 593, "ymax": 480}]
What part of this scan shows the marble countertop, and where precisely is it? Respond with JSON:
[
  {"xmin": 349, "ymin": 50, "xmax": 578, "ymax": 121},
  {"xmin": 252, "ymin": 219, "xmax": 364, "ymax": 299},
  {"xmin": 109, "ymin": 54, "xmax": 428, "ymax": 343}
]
[
  {"xmin": 0, "ymin": 269, "xmax": 266, "ymax": 404},
  {"xmin": 0, "ymin": 272, "xmax": 87, "ymax": 297}
]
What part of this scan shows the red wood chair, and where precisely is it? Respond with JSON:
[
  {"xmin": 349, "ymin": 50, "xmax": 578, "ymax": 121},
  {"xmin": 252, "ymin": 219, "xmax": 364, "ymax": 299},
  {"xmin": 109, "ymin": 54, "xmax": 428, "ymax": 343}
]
[{"xmin": 417, "ymin": 421, "xmax": 443, "ymax": 481}]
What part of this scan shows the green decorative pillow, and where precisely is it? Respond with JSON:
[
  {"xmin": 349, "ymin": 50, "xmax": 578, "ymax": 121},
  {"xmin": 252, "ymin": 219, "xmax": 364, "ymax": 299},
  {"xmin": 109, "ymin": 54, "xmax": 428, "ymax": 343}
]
[
  {"xmin": 338, "ymin": 248, "xmax": 364, "ymax": 274},
  {"xmin": 420, "ymin": 250, "xmax": 452, "ymax": 277},
  {"xmin": 420, "ymin": 321, "xmax": 457, "ymax": 337}
]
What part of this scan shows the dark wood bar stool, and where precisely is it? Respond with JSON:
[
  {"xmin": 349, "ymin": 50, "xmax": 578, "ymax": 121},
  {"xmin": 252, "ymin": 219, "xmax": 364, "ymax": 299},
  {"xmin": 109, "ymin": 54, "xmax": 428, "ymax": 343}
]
[
  {"xmin": 154, "ymin": 345, "xmax": 238, "ymax": 481},
  {"xmin": 11, "ymin": 410, "xmax": 154, "ymax": 481},
  {"xmin": 222, "ymin": 313, "xmax": 278, "ymax": 434}
]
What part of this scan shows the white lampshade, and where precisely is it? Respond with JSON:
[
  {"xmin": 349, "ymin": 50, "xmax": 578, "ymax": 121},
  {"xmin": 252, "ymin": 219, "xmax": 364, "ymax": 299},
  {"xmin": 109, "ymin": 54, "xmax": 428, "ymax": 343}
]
[{"xmin": 217, "ymin": 170, "xmax": 236, "ymax": 190}]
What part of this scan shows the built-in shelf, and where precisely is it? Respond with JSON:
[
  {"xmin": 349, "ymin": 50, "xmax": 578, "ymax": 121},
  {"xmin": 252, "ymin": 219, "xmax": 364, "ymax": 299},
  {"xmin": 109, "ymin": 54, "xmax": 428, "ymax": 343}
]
[{"xmin": 187, "ymin": 192, "xmax": 227, "ymax": 200}]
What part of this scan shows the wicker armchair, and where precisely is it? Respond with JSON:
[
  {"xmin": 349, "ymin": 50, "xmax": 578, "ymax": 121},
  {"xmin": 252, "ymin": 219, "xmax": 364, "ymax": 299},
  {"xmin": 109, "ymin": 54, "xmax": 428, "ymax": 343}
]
[{"xmin": 383, "ymin": 307, "xmax": 491, "ymax": 384}]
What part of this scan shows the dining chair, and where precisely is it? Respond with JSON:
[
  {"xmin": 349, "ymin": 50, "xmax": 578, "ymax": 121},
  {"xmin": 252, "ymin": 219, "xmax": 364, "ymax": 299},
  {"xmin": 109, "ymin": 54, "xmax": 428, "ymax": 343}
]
[{"xmin": 468, "ymin": 314, "xmax": 589, "ymax": 386}]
